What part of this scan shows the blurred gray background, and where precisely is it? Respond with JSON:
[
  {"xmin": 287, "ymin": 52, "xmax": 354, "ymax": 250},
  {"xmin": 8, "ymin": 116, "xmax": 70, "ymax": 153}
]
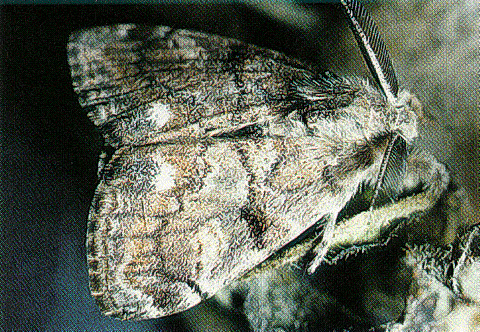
[{"xmin": 1, "ymin": 1, "xmax": 478, "ymax": 331}]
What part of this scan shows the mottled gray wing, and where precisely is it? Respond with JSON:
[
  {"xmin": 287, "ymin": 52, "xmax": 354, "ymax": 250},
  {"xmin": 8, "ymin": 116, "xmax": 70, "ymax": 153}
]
[
  {"xmin": 86, "ymin": 136, "xmax": 340, "ymax": 320},
  {"xmin": 67, "ymin": 24, "xmax": 312, "ymax": 148},
  {"xmin": 68, "ymin": 24, "xmax": 338, "ymax": 320}
]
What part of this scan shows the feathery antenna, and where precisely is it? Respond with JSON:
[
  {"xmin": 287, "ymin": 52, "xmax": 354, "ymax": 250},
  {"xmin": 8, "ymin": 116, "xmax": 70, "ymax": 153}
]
[{"xmin": 339, "ymin": 0, "xmax": 399, "ymax": 104}]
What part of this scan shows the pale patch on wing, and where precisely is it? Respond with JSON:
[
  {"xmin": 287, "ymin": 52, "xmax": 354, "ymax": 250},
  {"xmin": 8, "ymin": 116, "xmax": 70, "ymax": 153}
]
[
  {"xmin": 154, "ymin": 162, "xmax": 176, "ymax": 192},
  {"xmin": 116, "ymin": 25, "xmax": 129, "ymax": 38},
  {"xmin": 112, "ymin": 288, "xmax": 165, "ymax": 318},
  {"xmin": 192, "ymin": 143, "xmax": 249, "ymax": 213},
  {"xmin": 112, "ymin": 248, "xmax": 166, "ymax": 319},
  {"xmin": 193, "ymin": 224, "xmax": 227, "ymax": 295},
  {"xmin": 147, "ymin": 102, "xmax": 172, "ymax": 129},
  {"xmin": 247, "ymin": 139, "xmax": 278, "ymax": 182},
  {"xmin": 170, "ymin": 32, "xmax": 204, "ymax": 59}
]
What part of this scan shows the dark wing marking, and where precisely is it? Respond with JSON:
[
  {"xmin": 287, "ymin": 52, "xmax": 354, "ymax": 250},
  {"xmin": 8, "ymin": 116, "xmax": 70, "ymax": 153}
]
[
  {"xmin": 289, "ymin": 71, "xmax": 358, "ymax": 114},
  {"xmin": 340, "ymin": 0, "xmax": 399, "ymax": 103},
  {"xmin": 290, "ymin": 72, "xmax": 355, "ymax": 103}
]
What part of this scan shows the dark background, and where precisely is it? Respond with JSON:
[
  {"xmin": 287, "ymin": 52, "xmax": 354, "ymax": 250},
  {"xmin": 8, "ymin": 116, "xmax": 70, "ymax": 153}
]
[{"xmin": 1, "ymin": 2, "xmax": 478, "ymax": 331}]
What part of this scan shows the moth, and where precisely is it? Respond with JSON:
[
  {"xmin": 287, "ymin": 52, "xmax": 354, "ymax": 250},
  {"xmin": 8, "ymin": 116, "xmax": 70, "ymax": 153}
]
[{"xmin": 68, "ymin": 0, "xmax": 450, "ymax": 320}]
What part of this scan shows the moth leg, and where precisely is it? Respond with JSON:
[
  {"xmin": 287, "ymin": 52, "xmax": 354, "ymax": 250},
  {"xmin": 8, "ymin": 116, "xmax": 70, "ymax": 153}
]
[{"xmin": 307, "ymin": 214, "xmax": 338, "ymax": 274}]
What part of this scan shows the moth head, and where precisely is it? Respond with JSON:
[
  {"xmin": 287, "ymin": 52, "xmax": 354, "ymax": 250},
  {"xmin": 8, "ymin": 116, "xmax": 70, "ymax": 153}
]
[{"xmin": 338, "ymin": 0, "xmax": 425, "ymax": 143}]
